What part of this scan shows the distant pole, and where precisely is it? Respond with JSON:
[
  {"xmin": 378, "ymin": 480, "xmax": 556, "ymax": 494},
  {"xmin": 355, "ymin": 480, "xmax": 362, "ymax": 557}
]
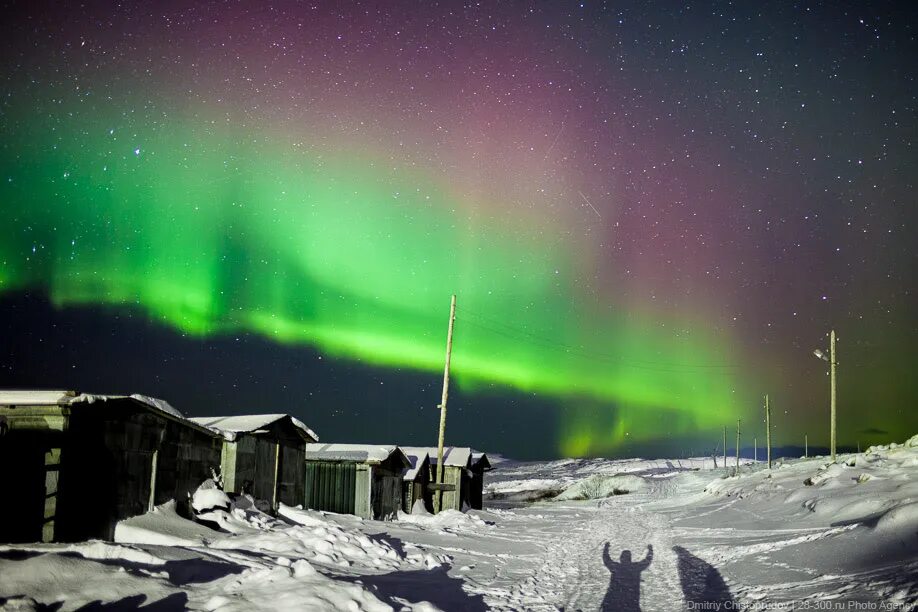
[
  {"xmin": 435, "ymin": 295, "xmax": 457, "ymax": 496},
  {"xmin": 765, "ymin": 394, "xmax": 772, "ymax": 469},
  {"xmin": 830, "ymin": 330, "xmax": 837, "ymax": 462},
  {"xmin": 735, "ymin": 419, "xmax": 741, "ymax": 474},
  {"xmin": 805, "ymin": 433, "xmax": 808, "ymax": 458},
  {"xmin": 754, "ymin": 437, "xmax": 757, "ymax": 463},
  {"xmin": 723, "ymin": 426, "xmax": 727, "ymax": 475}
]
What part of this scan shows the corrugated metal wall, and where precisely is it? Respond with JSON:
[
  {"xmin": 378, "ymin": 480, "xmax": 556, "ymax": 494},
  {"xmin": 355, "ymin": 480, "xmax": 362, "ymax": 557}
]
[{"xmin": 305, "ymin": 461, "xmax": 356, "ymax": 515}]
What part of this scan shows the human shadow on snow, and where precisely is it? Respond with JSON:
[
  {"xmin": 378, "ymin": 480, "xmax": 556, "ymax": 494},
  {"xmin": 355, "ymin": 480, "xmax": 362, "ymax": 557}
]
[
  {"xmin": 600, "ymin": 543, "xmax": 653, "ymax": 612},
  {"xmin": 672, "ymin": 546, "xmax": 736, "ymax": 609}
]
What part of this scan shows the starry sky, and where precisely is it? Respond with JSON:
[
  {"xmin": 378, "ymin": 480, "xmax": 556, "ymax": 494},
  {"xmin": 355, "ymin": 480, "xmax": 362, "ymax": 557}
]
[{"xmin": 1, "ymin": 1, "xmax": 915, "ymax": 459}]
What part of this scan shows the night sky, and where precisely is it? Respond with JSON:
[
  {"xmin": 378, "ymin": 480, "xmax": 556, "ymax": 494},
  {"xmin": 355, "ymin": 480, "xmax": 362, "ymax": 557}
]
[{"xmin": 1, "ymin": 2, "xmax": 915, "ymax": 459}]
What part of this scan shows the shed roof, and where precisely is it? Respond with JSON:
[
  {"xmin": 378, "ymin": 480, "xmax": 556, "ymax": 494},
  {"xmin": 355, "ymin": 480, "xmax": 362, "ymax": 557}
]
[
  {"xmin": 472, "ymin": 452, "xmax": 493, "ymax": 471},
  {"xmin": 0, "ymin": 390, "xmax": 77, "ymax": 405},
  {"xmin": 304, "ymin": 443, "xmax": 409, "ymax": 467},
  {"xmin": 0, "ymin": 389, "xmax": 215, "ymax": 437},
  {"xmin": 400, "ymin": 449, "xmax": 430, "ymax": 481},
  {"xmin": 189, "ymin": 414, "xmax": 319, "ymax": 442},
  {"xmin": 401, "ymin": 446, "xmax": 472, "ymax": 468}
]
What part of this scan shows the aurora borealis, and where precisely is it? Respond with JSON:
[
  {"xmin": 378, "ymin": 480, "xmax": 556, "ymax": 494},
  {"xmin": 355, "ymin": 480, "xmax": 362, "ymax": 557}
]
[{"xmin": 1, "ymin": 2, "xmax": 915, "ymax": 458}]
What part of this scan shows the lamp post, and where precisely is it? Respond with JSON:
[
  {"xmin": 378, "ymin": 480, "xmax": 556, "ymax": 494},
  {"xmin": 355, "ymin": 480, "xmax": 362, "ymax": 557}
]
[{"xmin": 812, "ymin": 330, "xmax": 837, "ymax": 462}]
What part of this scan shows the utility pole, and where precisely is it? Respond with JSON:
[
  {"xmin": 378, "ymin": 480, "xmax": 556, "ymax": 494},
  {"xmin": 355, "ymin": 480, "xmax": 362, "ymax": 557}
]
[
  {"xmin": 435, "ymin": 295, "xmax": 457, "ymax": 502},
  {"xmin": 830, "ymin": 330, "xmax": 837, "ymax": 462},
  {"xmin": 735, "ymin": 419, "xmax": 741, "ymax": 474},
  {"xmin": 765, "ymin": 394, "xmax": 772, "ymax": 469},
  {"xmin": 805, "ymin": 433, "xmax": 808, "ymax": 459},
  {"xmin": 723, "ymin": 426, "xmax": 727, "ymax": 475},
  {"xmin": 754, "ymin": 437, "xmax": 757, "ymax": 463}
]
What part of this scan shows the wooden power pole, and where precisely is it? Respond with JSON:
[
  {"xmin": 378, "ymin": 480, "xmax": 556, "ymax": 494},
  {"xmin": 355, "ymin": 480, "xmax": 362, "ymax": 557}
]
[
  {"xmin": 723, "ymin": 426, "xmax": 727, "ymax": 475},
  {"xmin": 765, "ymin": 394, "xmax": 772, "ymax": 469},
  {"xmin": 830, "ymin": 330, "xmax": 837, "ymax": 462},
  {"xmin": 435, "ymin": 295, "xmax": 457, "ymax": 496},
  {"xmin": 805, "ymin": 433, "xmax": 808, "ymax": 458},
  {"xmin": 754, "ymin": 437, "xmax": 757, "ymax": 463},
  {"xmin": 735, "ymin": 419, "xmax": 741, "ymax": 474}
]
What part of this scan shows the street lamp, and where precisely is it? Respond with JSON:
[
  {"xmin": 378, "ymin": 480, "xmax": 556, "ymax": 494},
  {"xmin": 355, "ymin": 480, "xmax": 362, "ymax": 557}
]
[{"xmin": 812, "ymin": 330, "xmax": 837, "ymax": 462}]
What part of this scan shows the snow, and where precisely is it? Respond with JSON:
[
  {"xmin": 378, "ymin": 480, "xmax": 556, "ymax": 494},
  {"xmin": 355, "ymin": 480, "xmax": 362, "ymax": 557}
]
[
  {"xmin": 0, "ymin": 389, "xmax": 186, "ymax": 420},
  {"xmin": 401, "ymin": 446, "xmax": 471, "ymax": 468},
  {"xmin": 189, "ymin": 414, "xmax": 318, "ymax": 442},
  {"xmin": 402, "ymin": 449, "xmax": 429, "ymax": 481},
  {"xmin": 128, "ymin": 394, "xmax": 184, "ymax": 419},
  {"xmin": 304, "ymin": 443, "xmax": 405, "ymax": 465},
  {"xmin": 0, "ymin": 390, "xmax": 75, "ymax": 405},
  {"xmin": 2, "ymin": 435, "xmax": 916, "ymax": 610},
  {"xmin": 290, "ymin": 416, "xmax": 320, "ymax": 442},
  {"xmin": 554, "ymin": 472, "xmax": 647, "ymax": 500},
  {"xmin": 115, "ymin": 501, "xmax": 221, "ymax": 547},
  {"xmin": 191, "ymin": 479, "xmax": 232, "ymax": 513}
]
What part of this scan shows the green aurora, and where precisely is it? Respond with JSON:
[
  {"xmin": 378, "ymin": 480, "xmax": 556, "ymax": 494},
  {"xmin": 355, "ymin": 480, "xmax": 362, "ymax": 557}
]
[{"xmin": 0, "ymin": 118, "xmax": 745, "ymax": 456}]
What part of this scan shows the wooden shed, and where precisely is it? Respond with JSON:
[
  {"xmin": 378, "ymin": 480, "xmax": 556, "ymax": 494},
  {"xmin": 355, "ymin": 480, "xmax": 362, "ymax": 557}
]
[
  {"xmin": 0, "ymin": 390, "xmax": 222, "ymax": 543},
  {"xmin": 400, "ymin": 449, "xmax": 433, "ymax": 514},
  {"xmin": 303, "ymin": 444, "xmax": 409, "ymax": 520},
  {"xmin": 189, "ymin": 414, "xmax": 318, "ymax": 510},
  {"xmin": 403, "ymin": 446, "xmax": 472, "ymax": 513},
  {"xmin": 469, "ymin": 452, "xmax": 493, "ymax": 510}
]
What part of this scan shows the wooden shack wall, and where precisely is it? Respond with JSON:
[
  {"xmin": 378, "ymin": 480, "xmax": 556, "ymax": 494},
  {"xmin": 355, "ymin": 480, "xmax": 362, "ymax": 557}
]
[
  {"xmin": 401, "ymin": 457, "xmax": 432, "ymax": 513},
  {"xmin": 0, "ymin": 426, "xmax": 62, "ymax": 543},
  {"xmin": 431, "ymin": 465, "xmax": 464, "ymax": 512},
  {"xmin": 0, "ymin": 401, "xmax": 221, "ymax": 543},
  {"xmin": 278, "ymin": 444, "xmax": 305, "ymax": 507},
  {"xmin": 370, "ymin": 455, "xmax": 404, "ymax": 520},
  {"xmin": 66, "ymin": 404, "xmax": 222, "ymax": 540},
  {"xmin": 469, "ymin": 471, "xmax": 485, "ymax": 509}
]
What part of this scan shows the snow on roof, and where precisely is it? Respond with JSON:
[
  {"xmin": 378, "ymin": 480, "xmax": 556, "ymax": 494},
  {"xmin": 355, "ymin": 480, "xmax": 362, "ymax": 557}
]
[
  {"xmin": 0, "ymin": 390, "xmax": 185, "ymax": 419},
  {"xmin": 0, "ymin": 390, "xmax": 77, "ymax": 405},
  {"xmin": 290, "ymin": 416, "xmax": 320, "ymax": 442},
  {"xmin": 128, "ymin": 394, "xmax": 184, "ymax": 419},
  {"xmin": 401, "ymin": 449, "xmax": 430, "ymax": 481},
  {"xmin": 472, "ymin": 452, "xmax": 493, "ymax": 470},
  {"xmin": 304, "ymin": 443, "xmax": 404, "ymax": 465},
  {"xmin": 401, "ymin": 446, "xmax": 472, "ymax": 468},
  {"xmin": 189, "ymin": 414, "xmax": 318, "ymax": 442}
]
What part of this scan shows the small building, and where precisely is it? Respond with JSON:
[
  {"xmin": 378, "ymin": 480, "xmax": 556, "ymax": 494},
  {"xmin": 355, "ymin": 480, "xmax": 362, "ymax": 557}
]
[
  {"xmin": 400, "ymin": 449, "xmax": 432, "ymax": 514},
  {"xmin": 303, "ymin": 444, "xmax": 409, "ymax": 520},
  {"xmin": 0, "ymin": 390, "xmax": 222, "ymax": 543},
  {"xmin": 469, "ymin": 452, "xmax": 493, "ymax": 510},
  {"xmin": 402, "ymin": 446, "xmax": 472, "ymax": 513},
  {"xmin": 189, "ymin": 414, "xmax": 318, "ymax": 510}
]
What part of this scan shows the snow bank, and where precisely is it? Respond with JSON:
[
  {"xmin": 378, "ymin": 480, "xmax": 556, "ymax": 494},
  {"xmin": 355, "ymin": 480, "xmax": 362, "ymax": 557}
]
[
  {"xmin": 214, "ymin": 503, "xmax": 416, "ymax": 572},
  {"xmin": 396, "ymin": 509, "xmax": 489, "ymax": 531},
  {"xmin": 0, "ymin": 546, "xmax": 182, "ymax": 611},
  {"xmin": 485, "ymin": 478, "xmax": 564, "ymax": 503},
  {"xmin": 703, "ymin": 434, "xmax": 918, "ymax": 533},
  {"xmin": 115, "ymin": 500, "xmax": 221, "ymax": 546},
  {"xmin": 191, "ymin": 479, "xmax": 232, "ymax": 513},
  {"xmin": 555, "ymin": 473, "xmax": 647, "ymax": 500}
]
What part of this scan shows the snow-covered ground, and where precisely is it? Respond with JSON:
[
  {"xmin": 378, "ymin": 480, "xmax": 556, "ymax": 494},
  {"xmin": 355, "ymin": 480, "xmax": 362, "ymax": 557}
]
[{"xmin": 1, "ymin": 437, "xmax": 916, "ymax": 611}]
